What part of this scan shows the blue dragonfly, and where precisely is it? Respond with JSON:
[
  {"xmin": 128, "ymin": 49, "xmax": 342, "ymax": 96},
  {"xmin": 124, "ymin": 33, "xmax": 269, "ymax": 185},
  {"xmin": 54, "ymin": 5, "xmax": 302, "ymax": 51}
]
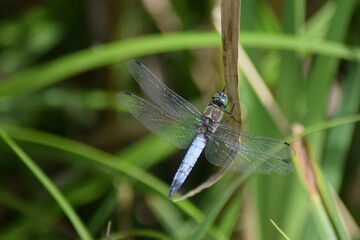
[{"xmin": 117, "ymin": 60, "xmax": 295, "ymax": 198}]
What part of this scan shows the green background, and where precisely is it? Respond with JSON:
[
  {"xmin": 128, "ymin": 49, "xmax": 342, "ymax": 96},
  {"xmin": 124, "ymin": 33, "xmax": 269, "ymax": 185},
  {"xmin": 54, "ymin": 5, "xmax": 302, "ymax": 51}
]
[{"xmin": 0, "ymin": 0, "xmax": 359, "ymax": 239}]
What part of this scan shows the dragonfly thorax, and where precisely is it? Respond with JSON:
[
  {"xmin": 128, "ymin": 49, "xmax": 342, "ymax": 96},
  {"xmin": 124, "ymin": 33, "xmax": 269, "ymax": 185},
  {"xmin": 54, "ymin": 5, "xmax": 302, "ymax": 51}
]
[{"xmin": 196, "ymin": 103, "xmax": 224, "ymax": 138}]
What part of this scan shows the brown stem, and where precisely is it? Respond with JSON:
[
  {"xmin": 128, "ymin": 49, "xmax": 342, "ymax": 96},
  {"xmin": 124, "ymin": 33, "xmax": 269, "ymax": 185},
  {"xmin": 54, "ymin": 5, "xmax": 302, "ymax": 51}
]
[{"xmin": 221, "ymin": 0, "xmax": 242, "ymax": 128}]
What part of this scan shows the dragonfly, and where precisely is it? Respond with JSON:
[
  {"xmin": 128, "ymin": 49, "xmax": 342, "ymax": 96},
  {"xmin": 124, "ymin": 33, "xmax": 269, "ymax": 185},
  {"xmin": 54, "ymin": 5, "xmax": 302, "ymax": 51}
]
[{"xmin": 117, "ymin": 60, "xmax": 295, "ymax": 198}]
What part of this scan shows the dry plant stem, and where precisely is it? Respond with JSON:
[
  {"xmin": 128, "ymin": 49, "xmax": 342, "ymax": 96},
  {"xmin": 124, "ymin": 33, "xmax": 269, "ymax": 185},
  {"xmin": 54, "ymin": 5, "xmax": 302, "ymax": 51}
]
[
  {"xmin": 292, "ymin": 123, "xmax": 352, "ymax": 239},
  {"xmin": 221, "ymin": 0, "xmax": 242, "ymax": 128},
  {"xmin": 238, "ymin": 44, "xmax": 291, "ymax": 134},
  {"xmin": 106, "ymin": 220, "xmax": 112, "ymax": 237},
  {"xmin": 173, "ymin": 167, "xmax": 227, "ymax": 202},
  {"xmin": 292, "ymin": 124, "xmax": 336, "ymax": 239},
  {"xmin": 292, "ymin": 124, "xmax": 319, "ymax": 197}
]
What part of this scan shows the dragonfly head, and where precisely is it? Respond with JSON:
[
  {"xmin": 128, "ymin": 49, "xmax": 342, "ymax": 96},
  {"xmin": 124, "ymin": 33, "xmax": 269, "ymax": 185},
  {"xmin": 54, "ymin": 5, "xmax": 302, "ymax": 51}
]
[{"xmin": 212, "ymin": 92, "xmax": 229, "ymax": 108}]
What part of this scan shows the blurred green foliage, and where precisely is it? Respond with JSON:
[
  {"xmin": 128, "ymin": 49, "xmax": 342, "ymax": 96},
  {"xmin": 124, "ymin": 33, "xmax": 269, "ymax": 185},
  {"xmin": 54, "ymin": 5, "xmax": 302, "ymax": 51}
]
[{"xmin": 0, "ymin": 0, "xmax": 359, "ymax": 239}]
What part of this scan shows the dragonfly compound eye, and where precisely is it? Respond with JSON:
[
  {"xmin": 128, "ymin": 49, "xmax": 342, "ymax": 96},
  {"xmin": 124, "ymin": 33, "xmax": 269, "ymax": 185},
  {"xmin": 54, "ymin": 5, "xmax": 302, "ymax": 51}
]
[{"xmin": 219, "ymin": 93, "xmax": 228, "ymax": 107}]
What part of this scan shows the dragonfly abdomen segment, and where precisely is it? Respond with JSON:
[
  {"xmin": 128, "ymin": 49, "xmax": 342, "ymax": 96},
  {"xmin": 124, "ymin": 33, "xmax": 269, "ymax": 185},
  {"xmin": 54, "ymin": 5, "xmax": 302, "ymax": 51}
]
[{"xmin": 168, "ymin": 135, "xmax": 206, "ymax": 198}]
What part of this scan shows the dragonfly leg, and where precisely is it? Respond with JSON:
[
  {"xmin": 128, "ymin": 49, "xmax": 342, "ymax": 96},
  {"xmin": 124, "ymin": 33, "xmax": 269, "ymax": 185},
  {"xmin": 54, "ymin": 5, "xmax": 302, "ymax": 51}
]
[
  {"xmin": 222, "ymin": 115, "xmax": 241, "ymax": 124},
  {"xmin": 222, "ymin": 101, "xmax": 241, "ymax": 123},
  {"xmin": 223, "ymin": 100, "xmax": 240, "ymax": 114}
]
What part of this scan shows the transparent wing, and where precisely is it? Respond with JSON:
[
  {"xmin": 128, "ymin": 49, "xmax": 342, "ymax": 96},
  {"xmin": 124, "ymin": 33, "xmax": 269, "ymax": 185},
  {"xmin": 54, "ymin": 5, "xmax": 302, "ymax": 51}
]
[
  {"xmin": 127, "ymin": 60, "xmax": 201, "ymax": 119},
  {"xmin": 205, "ymin": 123, "xmax": 295, "ymax": 175},
  {"xmin": 117, "ymin": 92, "xmax": 198, "ymax": 149}
]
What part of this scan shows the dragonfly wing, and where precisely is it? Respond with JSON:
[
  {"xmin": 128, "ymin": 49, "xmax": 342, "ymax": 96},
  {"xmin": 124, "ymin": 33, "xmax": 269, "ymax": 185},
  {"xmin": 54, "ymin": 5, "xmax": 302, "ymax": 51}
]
[
  {"xmin": 127, "ymin": 60, "xmax": 201, "ymax": 119},
  {"xmin": 117, "ymin": 92, "xmax": 198, "ymax": 149},
  {"xmin": 205, "ymin": 123, "xmax": 295, "ymax": 175}
]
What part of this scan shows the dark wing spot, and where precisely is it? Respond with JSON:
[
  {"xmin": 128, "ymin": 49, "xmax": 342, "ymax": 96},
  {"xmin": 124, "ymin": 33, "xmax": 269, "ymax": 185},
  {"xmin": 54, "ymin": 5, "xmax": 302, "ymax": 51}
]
[
  {"xmin": 124, "ymin": 92, "xmax": 132, "ymax": 95},
  {"xmin": 134, "ymin": 60, "xmax": 142, "ymax": 66},
  {"xmin": 284, "ymin": 142, "xmax": 290, "ymax": 146},
  {"xmin": 282, "ymin": 159, "xmax": 290, "ymax": 164}
]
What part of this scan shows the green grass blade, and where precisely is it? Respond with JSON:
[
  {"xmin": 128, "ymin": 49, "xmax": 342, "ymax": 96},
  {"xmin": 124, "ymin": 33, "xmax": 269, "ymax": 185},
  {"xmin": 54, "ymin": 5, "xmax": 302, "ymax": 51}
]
[
  {"xmin": 293, "ymin": 129, "xmax": 353, "ymax": 239},
  {"xmin": 322, "ymin": 63, "xmax": 360, "ymax": 190},
  {"xmin": 1, "ymin": 32, "xmax": 359, "ymax": 101},
  {"xmin": 289, "ymin": 114, "xmax": 360, "ymax": 141},
  {"xmin": 277, "ymin": 0, "xmax": 304, "ymax": 121},
  {"xmin": 241, "ymin": 33, "xmax": 360, "ymax": 60},
  {"xmin": 87, "ymin": 192, "xmax": 116, "ymax": 235},
  {"xmin": 303, "ymin": 0, "xmax": 359, "ymax": 160},
  {"xmin": 2, "ymin": 125, "xmax": 170, "ymax": 196},
  {"xmin": 316, "ymin": 177, "xmax": 351, "ymax": 240},
  {"xmin": 311, "ymin": 148, "xmax": 353, "ymax": 239},
  {"xmin": 293, "ymin": 138, "xmax": 336, "ymax": 240},
  {"xmin": 191, "ymin": 174, "xmax": 247, "ymax": 240},
  {"xmin": 146, "ymin": 195, "xmax": 186, "ymax": 240},
  {"xmin": 270, "ymin": 219, "xmax": 290, "ymax": 240},
  {"xmin": 0, "ymin": 188, "xmax": 58, "ymax": 233},
  {"xmin": 118, "ymin": 134, "xmax": 176, "ymax": 169},
  {"xmin": 0, "ymin": 127, "xmax": 92, "ymax": 240},
  {"xmin": 1, "ymin": 124, "xmax": 227, "ymax": 239},
  {"xmin": 305, "ymin": 1, "xmax": 336, "ymax": 39},
  {"xmin": 102, "ymin": 229, "xmax": 171, "ymax": 240},
  {"xmin": 217, "ymin": 186, "xmax": 244, "ymax": 238},
  {"xmin": 312, "ymin": 197, "xmax": 338, "ymax": 240}
]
